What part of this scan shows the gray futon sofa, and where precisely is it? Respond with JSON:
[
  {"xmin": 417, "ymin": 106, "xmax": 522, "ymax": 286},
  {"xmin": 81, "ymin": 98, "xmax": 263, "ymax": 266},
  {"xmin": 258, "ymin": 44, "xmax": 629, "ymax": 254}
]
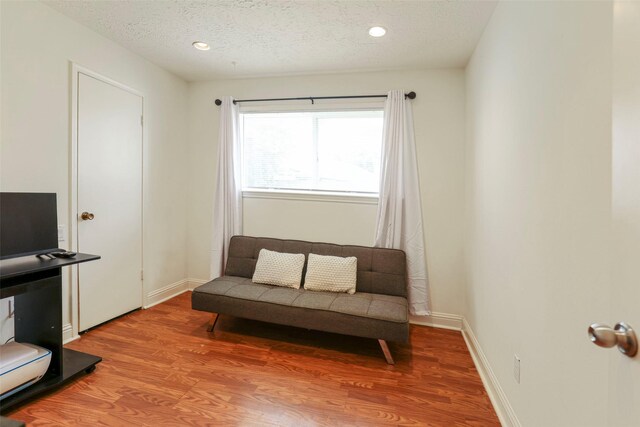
[{"xmin": 191, "ymin": 235, "xmax": 409, "ymax": 364}]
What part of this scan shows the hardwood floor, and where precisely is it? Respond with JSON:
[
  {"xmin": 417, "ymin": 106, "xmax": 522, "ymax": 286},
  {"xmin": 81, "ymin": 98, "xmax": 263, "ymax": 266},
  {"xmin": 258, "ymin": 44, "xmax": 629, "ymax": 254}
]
[{"xmin": 7, "ymin": 292, "xmax": 500, "ymax": 426}]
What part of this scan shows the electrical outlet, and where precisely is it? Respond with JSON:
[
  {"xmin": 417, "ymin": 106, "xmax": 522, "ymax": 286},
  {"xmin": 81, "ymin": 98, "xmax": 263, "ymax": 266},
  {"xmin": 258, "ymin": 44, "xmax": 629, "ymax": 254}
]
[
  {"xmin": 514, "ymin": 354, "xmax": 521, "ymax": 384},
  {"xmin": 58, "ymin": 225, "xmax": 65, "ymax": 242}
]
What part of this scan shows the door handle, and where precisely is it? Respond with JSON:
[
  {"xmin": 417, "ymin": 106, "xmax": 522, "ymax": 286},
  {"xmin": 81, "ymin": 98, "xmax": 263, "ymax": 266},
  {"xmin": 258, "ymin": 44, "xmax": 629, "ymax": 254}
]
[
  {"xmin": 588, "ymin": 322, "xmax": 637, "ymax": 357},
  {"xmin": 81, "ymin": 212, "xmax": 95, "ymax": 220}
]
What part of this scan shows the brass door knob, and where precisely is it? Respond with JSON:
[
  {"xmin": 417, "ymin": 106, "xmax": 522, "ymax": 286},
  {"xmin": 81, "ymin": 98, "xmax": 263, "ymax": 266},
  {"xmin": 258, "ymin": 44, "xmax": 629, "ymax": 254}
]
[
  {"xmin": 588, "ymin": 322, "xmax": 638, "ymax": 357},
  {"xmin": 81, "ymin": 212, "xmax": 95, "ymax": 220}
]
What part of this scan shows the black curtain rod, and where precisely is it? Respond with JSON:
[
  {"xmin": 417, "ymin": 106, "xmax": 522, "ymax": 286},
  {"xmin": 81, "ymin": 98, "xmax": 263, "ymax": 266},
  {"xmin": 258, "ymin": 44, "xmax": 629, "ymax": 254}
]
[{"xmin": 214, "ymin": 91, "xmax": 416, "ymax": 106}]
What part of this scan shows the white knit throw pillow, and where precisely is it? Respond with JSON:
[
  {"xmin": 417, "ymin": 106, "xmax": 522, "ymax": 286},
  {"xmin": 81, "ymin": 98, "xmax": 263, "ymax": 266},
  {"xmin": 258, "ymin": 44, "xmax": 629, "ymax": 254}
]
[
  {"xmin": 303, "ymin": 253, "xmax": 357, "ymax": 294},
  {"xmin": 252, "ymin": 248, "xmax": 305, "ymax": 289}
]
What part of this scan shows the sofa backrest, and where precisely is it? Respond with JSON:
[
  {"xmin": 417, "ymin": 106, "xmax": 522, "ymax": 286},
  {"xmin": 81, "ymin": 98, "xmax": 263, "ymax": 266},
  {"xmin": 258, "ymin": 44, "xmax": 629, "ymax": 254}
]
[{"xmin": 224, "ymin": 235, "xmax": 407, "ymax": 298}]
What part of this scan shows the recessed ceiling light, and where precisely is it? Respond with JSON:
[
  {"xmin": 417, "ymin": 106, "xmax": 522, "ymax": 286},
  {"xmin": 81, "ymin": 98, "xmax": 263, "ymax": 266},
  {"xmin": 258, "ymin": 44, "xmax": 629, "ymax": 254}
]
[
  {"xmin": 192, "ymin": 41, "xmax": 210, "ymax": 51},
  {"xmin": 368, "ymin": 26, "xmax": 386, "ymax": 37}
]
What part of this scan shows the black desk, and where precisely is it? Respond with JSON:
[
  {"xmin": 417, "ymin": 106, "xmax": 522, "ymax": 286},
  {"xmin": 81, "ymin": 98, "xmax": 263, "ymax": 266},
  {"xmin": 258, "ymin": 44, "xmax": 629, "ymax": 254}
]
[{"xmin": 0, "ymin": 253, "xmax": 101, "ymax": 413}]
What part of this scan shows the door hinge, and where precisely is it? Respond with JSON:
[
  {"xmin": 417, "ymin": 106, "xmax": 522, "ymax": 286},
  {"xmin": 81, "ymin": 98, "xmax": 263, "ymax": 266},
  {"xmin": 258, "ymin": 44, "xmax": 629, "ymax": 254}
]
[
  {"xmin": 140, "ymin": 115, "xmax": 144, "ymax": 126},
  {"xmin": 141, "ymin": 270, "xmax": 144, "ymax": 281}
]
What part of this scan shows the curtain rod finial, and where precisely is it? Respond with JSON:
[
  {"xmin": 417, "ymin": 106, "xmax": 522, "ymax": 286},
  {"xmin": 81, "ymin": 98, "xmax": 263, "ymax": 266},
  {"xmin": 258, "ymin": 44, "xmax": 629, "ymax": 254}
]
[
  {"xmin": 407, "ymin": 91, "xmax": 416, "ymax": 100},
  {"xmin": 215, "ymin": 99, "xmax": 222, "ymax": 106}
]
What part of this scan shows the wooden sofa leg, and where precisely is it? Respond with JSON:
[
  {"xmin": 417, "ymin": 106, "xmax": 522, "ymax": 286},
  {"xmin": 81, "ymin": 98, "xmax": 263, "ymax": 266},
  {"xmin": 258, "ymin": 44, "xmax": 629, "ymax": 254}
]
[
  {"xmin": 207, "ymin": 314, "xmax": 219, "ymax": 332},
  {"xmin": 378, "ymin": 339, "xmax": 395, "ymax": 365}
]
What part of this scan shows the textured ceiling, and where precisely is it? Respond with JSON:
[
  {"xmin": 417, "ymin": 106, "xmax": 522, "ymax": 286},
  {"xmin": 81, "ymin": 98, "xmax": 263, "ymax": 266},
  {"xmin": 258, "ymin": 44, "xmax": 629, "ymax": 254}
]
[{"xmin": 44, "ymin": 0, "xmax": 497, "ymax": 82}]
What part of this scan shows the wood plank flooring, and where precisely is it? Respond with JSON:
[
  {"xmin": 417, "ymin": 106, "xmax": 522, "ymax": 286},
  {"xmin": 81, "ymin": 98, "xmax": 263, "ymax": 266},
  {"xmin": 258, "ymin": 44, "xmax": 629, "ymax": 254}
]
[{"xmin": 7, "ymin": 292, "xmax": 500, "ymax": 426}]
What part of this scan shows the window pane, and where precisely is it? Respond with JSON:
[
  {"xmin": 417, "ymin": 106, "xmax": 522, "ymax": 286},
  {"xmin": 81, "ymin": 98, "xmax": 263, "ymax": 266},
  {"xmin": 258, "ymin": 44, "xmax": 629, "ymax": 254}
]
[
  {"xmin": 242, "ymin": 110, "xmax": 383, "ymax": 194},
  {"xmin": 317, "ymin": 111, "xmax": 383, "ymax": 193},
  {"xmin": 243, "ymin": 113, "xmax": 314, "ymax": 190}
]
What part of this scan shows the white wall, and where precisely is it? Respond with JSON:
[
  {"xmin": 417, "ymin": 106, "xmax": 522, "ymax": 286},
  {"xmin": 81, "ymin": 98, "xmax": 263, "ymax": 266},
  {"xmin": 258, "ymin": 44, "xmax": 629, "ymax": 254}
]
[
  {"xmin": 0, "ymin": 1, "xmax": 189, "ymax": 335},
  {"xmin": 465, "ymin": 1, "xmax": 613, "ymax": 425},
  {"xmin": 187, "ymin": 69, "xmax": 467, "ymax": 316}
]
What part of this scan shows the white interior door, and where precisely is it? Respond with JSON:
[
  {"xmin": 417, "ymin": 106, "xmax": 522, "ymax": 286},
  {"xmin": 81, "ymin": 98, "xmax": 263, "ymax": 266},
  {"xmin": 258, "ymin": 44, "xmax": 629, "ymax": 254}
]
[
  {"xmin": 609, "ymin": 2, "xmax": 640, "ymax": 425},
  {"xmin": 77, "ymin": 72, "xmax": 143, "ymax": 332}
]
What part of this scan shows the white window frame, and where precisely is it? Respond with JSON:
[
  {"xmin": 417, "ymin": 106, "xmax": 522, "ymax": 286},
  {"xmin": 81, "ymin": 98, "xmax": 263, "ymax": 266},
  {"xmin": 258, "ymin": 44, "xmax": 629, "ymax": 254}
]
[{"xmin": 239, "ymin": 100, "xmax": 384, "ymax": 204}]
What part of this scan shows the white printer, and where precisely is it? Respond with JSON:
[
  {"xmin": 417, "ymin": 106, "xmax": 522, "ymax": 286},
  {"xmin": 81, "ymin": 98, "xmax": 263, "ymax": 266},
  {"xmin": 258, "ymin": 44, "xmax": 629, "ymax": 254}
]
[{"xmin": 0, "ymin": 342, "xmax": 51, "ymax": 399}]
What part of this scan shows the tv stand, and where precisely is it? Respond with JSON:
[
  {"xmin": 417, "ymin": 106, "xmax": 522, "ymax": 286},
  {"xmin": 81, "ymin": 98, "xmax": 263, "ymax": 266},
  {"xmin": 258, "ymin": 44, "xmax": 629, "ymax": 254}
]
[{"xmin": 0, "ymin": 253, "xmax": 101, "ymax": 413}]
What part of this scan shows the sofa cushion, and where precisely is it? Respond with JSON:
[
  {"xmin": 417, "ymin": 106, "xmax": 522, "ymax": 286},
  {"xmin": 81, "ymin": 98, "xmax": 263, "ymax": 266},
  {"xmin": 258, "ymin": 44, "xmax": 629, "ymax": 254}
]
[
  {"xmin": 252, "ymin": 248, "xmax": 305, "ymax": 289},
  {"xmin": 194, "ymin": 277, "xmax": 408, "ymax": 324},
  {"xmin": 303, "ymin": 253, "xmax": 357, "ymax": 294}
]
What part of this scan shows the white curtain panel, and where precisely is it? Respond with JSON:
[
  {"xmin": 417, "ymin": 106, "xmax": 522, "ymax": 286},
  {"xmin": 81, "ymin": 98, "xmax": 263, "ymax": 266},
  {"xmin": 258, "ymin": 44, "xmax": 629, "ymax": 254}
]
[
  {"xmin": 375, "ymin": 90, "xmax": 430, "ymax": 315},
  {"xmin": 210, "ymin": 96, "xmax": 243, "ymax": 279}
]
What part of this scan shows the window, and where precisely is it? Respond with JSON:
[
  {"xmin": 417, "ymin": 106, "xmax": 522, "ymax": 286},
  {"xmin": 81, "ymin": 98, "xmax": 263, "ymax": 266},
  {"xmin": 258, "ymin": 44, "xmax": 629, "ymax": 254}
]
[{"xmin": 241, "ymin": 110, "xmax": 383, "ymax": 195}]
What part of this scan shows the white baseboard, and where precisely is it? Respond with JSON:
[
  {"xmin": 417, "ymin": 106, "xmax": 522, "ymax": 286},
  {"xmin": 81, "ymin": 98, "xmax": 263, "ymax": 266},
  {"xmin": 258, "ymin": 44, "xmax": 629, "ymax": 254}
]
[
  {"xmin": 144, "ymin": 279, "xmax": 191, "ymax": 309},
  {"xmin": 62, "ymin": 323, "xmax": 78, "ymax": 344},
  {"xmin": 410, "ymin": 312, "xmax": 463, "ymax": 330},
  {"xmin": 411, "ymin": 312, "xmax": 518, "ymax": 425},
  {"xmin": 186, "ymin": 278, "xmax": 207, "ymax": 291},
  {"xmin": 462, "ymin": 318, "xmax": 520, "ymax": 427}
]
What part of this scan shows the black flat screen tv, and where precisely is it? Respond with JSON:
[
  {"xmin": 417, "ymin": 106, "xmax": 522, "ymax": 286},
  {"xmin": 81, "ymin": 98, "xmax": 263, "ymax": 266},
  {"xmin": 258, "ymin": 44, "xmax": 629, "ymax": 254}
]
[{"xmin": 0, "ymin": 192, "xmax": 59, "ymax": 260}]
